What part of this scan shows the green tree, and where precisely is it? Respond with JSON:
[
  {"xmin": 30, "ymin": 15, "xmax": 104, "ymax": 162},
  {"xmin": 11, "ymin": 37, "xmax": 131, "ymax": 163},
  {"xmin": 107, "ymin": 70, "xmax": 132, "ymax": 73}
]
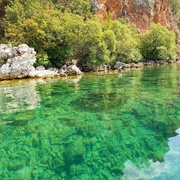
[
  {"xmin": 78, "ymin": 20, "xmax": 110, "ymax": 65},
  {"xmin": 4, "ymin": 0, "xmax": 110, "ymax": 67},
  {"xmin": 103, "ymin": 19, "xmax": 142, "ymax": 63},
  {"xmin": 47, "ymin": 15, "xmax": 110, "ymax": 67},
  {"xmin": 68, "ymin": 0, "xmax": 92, "ymax": 19},
  {"xmin": 46, "ymin": 12, "xmax": 86, "ymax": 67},
  {"xmin": 55, "ymin": 0, "xmax": 92, "ymax": 19},
  {"xmin": 140, "ymin": 23, "xmax": 177, "ymax": 61},
  {"xmin": 3, "ymin": 0, "xmax": 54, "ymax": 50},
  {"xmin": 4, "ymin": 18, "xmax": 46, "ymax": 49},
  {"xmin": 103, "ymin": 30, "xmax": 117, "ymax": 58}
]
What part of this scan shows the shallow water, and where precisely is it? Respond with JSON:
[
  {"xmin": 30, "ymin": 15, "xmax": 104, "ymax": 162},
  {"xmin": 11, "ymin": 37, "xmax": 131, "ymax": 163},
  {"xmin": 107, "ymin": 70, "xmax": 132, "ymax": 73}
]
[{"xmin": 1, "ymin": 64, "xmax": 180, "ymax": 179}]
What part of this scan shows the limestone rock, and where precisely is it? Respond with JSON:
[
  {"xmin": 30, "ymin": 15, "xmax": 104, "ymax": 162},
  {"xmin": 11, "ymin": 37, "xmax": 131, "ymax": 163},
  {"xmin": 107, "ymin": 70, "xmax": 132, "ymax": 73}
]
[
  {"xmin": 93, "ymin": 64, "xmax": 108, "ymax": 71},
  {"xmin": 29, "ymin": 69, "xmax": 58, "ymax": 78},
  {"xmin": 114, "ymin": 62, "xmax": 125, "ymax": 70},
  {"xmin": 0, "ymin": 44, "xmax": 36, "ymax": 80},
  {"xmin": 59, "ymin": 65, "xmax": 83, "ymax": 76},
  {"xmin": 36, "ymin": 66, "xmax": 45, "ymax": 71}
]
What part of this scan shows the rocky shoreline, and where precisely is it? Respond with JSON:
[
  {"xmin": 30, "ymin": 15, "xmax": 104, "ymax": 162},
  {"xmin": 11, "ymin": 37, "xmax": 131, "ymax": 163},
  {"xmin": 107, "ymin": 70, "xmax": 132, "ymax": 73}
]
[
  {"xmin": 0, "ymin": 44, "xmax": 83, "ymax": 80},
  {"xmin": 91, "ymin": 59, "xmax": 178, "ymax": 72},
  {"xmin": 0, "ymin": 44, "xmax": 179, "ymax": 81}
]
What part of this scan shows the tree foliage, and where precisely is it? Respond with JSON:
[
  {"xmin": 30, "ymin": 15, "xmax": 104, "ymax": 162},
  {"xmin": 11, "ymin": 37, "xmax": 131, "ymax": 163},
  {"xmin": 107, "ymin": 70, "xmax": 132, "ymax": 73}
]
[
  {"xmin": 3, "ymin": 0, "xmax": 54, "ymax": 50},
  {"xmin": 140, "ymin": 23, "xmax": 177, "ymax": 61},
  {"xmin": 1, "ymin": 0, "xmax": 179, "ymax": 68},
  {"xmin": 54, "ymin": 0, "xmax": 92, "ymax": 19},
  {"xmin": 103, "ymin": 19, "xmax": 142, "ymax": 63}
]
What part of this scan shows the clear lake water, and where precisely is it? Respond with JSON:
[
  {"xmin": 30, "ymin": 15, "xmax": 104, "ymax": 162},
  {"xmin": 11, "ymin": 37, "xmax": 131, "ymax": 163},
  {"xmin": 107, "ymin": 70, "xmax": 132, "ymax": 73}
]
[{"xmin": 1, "ymin": 64, "xmax": 180, "ymax": 179}]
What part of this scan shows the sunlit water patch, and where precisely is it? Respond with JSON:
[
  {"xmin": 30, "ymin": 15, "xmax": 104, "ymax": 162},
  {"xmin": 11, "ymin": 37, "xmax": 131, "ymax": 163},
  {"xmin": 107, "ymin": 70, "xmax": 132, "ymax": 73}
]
[{"xmin": 1, "ymin": 64, "xmax": 180, "ymax": 179}]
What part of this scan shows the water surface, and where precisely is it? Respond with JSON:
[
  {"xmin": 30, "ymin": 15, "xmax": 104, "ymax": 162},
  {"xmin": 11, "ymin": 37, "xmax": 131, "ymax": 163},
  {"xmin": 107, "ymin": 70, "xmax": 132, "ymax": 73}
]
[{"xmin": 1, "ymin": 64, "xmax": 180, "ymax": 179}]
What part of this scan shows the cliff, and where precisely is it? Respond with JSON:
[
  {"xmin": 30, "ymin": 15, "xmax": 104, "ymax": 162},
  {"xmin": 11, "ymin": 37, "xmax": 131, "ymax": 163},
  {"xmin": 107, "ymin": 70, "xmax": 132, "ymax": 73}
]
[{"xmin": 91, "ymin": 0, "xmax": 178, "ymax": 32}]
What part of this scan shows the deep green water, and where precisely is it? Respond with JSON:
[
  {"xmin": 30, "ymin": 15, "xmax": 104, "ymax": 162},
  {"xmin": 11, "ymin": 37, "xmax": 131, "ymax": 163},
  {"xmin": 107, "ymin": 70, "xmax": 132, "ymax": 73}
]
[{"xmin": 1, "ymin": 64, "xmax": 180, "ymax": 180}]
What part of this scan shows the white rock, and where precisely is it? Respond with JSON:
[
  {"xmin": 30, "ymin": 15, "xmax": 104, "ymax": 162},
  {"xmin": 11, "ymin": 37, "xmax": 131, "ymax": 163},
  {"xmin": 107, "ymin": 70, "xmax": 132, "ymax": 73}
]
[
  {"xmin": 0, "ymin": 44, "xmax": 36, "ymax": 80},
  {"xmin": 36, "ymin": 66, "xmax": 45, "ymax": 70},
  {"xmin": 29, "ymin": 70, "xmax": 58, "ymax": 78},
  {"xmin": 68, "ymin": 65, "xmax": 83, "ymax": 75}
]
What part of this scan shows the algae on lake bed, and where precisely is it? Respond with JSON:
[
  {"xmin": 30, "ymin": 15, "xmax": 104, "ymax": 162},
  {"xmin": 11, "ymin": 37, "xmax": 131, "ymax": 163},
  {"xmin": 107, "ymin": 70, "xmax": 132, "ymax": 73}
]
[{"xmin": 1, "ymin": 64, "xmax": 180, "ymax": 179}]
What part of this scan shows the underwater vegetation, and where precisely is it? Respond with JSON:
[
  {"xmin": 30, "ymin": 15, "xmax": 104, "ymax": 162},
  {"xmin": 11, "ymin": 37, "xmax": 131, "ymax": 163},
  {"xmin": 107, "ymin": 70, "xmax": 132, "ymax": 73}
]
[{"xmin": 1, "ymin": 64, "xmax": 180, "ymax": 179}]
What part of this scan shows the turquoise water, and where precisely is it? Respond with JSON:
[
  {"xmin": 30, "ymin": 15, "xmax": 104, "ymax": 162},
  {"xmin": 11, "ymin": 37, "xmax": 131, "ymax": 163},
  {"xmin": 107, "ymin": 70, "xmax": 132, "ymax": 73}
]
[{"xmin": 1, "ymin": 64, "xmax": 180, "ymax": 179}]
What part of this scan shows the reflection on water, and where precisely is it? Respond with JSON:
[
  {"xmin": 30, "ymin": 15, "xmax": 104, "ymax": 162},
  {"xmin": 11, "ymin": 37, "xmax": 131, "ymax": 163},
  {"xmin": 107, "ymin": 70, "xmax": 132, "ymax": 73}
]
[
  {"xmin": 0, "ymin": 65, "xmax": 180, "ymax": 179},
  {"xmin": 123, "ymin": 129, "xmax": 180, "ymax": 180},
  {"xmin": 0, "ymin": 79, "xmax": 41, "ymax": 115}
]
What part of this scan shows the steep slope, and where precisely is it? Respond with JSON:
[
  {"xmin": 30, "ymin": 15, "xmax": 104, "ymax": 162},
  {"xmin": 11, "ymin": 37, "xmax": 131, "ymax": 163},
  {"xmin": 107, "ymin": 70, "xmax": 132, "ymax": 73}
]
[
  {"xmin": 91, "ymin": 0, "xmax": 178, "ymax": 32},
  {"xmin": 0, "ymin": 0, "xmax": 179, "ymax": 33}
]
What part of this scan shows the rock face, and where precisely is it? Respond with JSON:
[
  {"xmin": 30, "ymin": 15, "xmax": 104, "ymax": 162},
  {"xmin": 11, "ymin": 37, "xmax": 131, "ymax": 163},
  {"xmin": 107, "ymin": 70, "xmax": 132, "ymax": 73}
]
[
  {"xmin": 92, "ymin": 0, "xmax": 178, "ymax": 32},
  {"xmin": 0, "ymin": 44, "xmax": 36, "ymax": 80}
]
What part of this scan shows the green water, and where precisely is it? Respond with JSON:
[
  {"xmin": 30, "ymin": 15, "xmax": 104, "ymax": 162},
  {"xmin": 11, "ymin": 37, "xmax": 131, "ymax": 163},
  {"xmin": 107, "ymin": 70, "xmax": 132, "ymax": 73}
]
[{"xmin": 1, "ymin": 64, "xmax": 180, "ymax": 180}]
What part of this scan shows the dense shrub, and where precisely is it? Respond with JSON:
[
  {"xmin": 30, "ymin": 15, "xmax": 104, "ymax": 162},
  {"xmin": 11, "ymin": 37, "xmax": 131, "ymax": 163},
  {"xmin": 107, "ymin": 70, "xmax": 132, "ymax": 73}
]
[
  {"xmin": 34, "ymin": 52, "xmax": 51, "ymax": 69},
  {"xmin": 1, "ymin": 0, "xmax": 178, "ymax": 67},
  {"xmin": 140, "ymin": 23, "xmax": 177, "ymax": 61},
  {"xmin": 103, "ymin": 20, "xmax": 142, "ymax": 63}
]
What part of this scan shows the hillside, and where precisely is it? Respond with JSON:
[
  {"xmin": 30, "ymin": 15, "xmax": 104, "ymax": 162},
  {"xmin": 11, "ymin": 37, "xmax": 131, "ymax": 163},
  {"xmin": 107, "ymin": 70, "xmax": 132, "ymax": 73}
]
[
  {"xmin": 91, "ymin": 0, "xmax": 178, "ymax": 32},
  {"xmin": 0, "ymin": 0, "xmax": 179, "ymax": 68},
  {"xmin": 0, "ymin": 0, "xmax": 179, "ymax": 33}
]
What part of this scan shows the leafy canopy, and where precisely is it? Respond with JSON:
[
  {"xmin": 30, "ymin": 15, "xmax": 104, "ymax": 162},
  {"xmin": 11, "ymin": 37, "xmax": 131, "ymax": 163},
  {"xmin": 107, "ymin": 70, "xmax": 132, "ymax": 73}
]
[
  {"xmin": 140, "ymin": 23, "xmax": 177, "ymax": 61},
  {"xmin": 103, "ymin": 19, "xmax": 142, "ymax": 63},
  {"xmin": 1, "ymin": 0, "xmax": 179, "ymax": 67}
]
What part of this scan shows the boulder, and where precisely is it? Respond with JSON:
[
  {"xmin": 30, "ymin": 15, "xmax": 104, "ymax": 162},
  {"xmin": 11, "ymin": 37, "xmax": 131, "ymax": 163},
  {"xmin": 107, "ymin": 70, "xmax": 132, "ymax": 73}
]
[
  {"xmin": 29, "ymin": 70, "xmax": 58, "ymax": 78},
  {"xmin": 47, "ymin": 67, "xmax": 59, "ymax": 73},
  {"xmin": 129, "ymin": 63, "xmax": 136, "ymax": 68},
  {"xmin": 137, "ymin": 62, "xmax": 144, "ymax": 68},
  {"xmin": 157, "ymin": 60, "xmax": 164, "ymax": 65},
  {"xmin": 143, "ymin": 61, "xmax": 154, "ymax": 66},
  {"xmin": 130, "ymin": 63, "xmax": 143, "ymax": 68},
  {"xmin": 93, "ymin": 64, "xmax": 107, "ymax": 71},
  {"xmin": 59, "ymin": 65, "xmax": 83, "ymax": 76},
  {"xmin": 122, "ymin": 64, "xmax": 131, "ymax": 69},
  {"xmin": 114, "ymin": 62, "xmax": 125, "ymax": 70},
  {"xmin": 36, "ymin": 66, "xmax": 45, "ymax": 70},
  {"xmin": 0, "ymin": 44, "xmax": 36, "ymax": 80},
  {"xmin": 167, "ymin": 60, "xmax": 173, "ymax": 64}
]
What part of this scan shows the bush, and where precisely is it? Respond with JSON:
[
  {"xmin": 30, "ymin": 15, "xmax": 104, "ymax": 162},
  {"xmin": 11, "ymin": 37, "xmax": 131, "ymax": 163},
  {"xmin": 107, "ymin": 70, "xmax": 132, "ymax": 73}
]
[
  {"xmin": 103, "ymin": 20, "xmax": 142, "ymax": 63},
  {"xmin": 140, "ymin": 23, "xmax": 177, "ymax": 61},
  {"xmin": 34, "ymin": 52, "xmax": 51, "ymax": 69}
]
